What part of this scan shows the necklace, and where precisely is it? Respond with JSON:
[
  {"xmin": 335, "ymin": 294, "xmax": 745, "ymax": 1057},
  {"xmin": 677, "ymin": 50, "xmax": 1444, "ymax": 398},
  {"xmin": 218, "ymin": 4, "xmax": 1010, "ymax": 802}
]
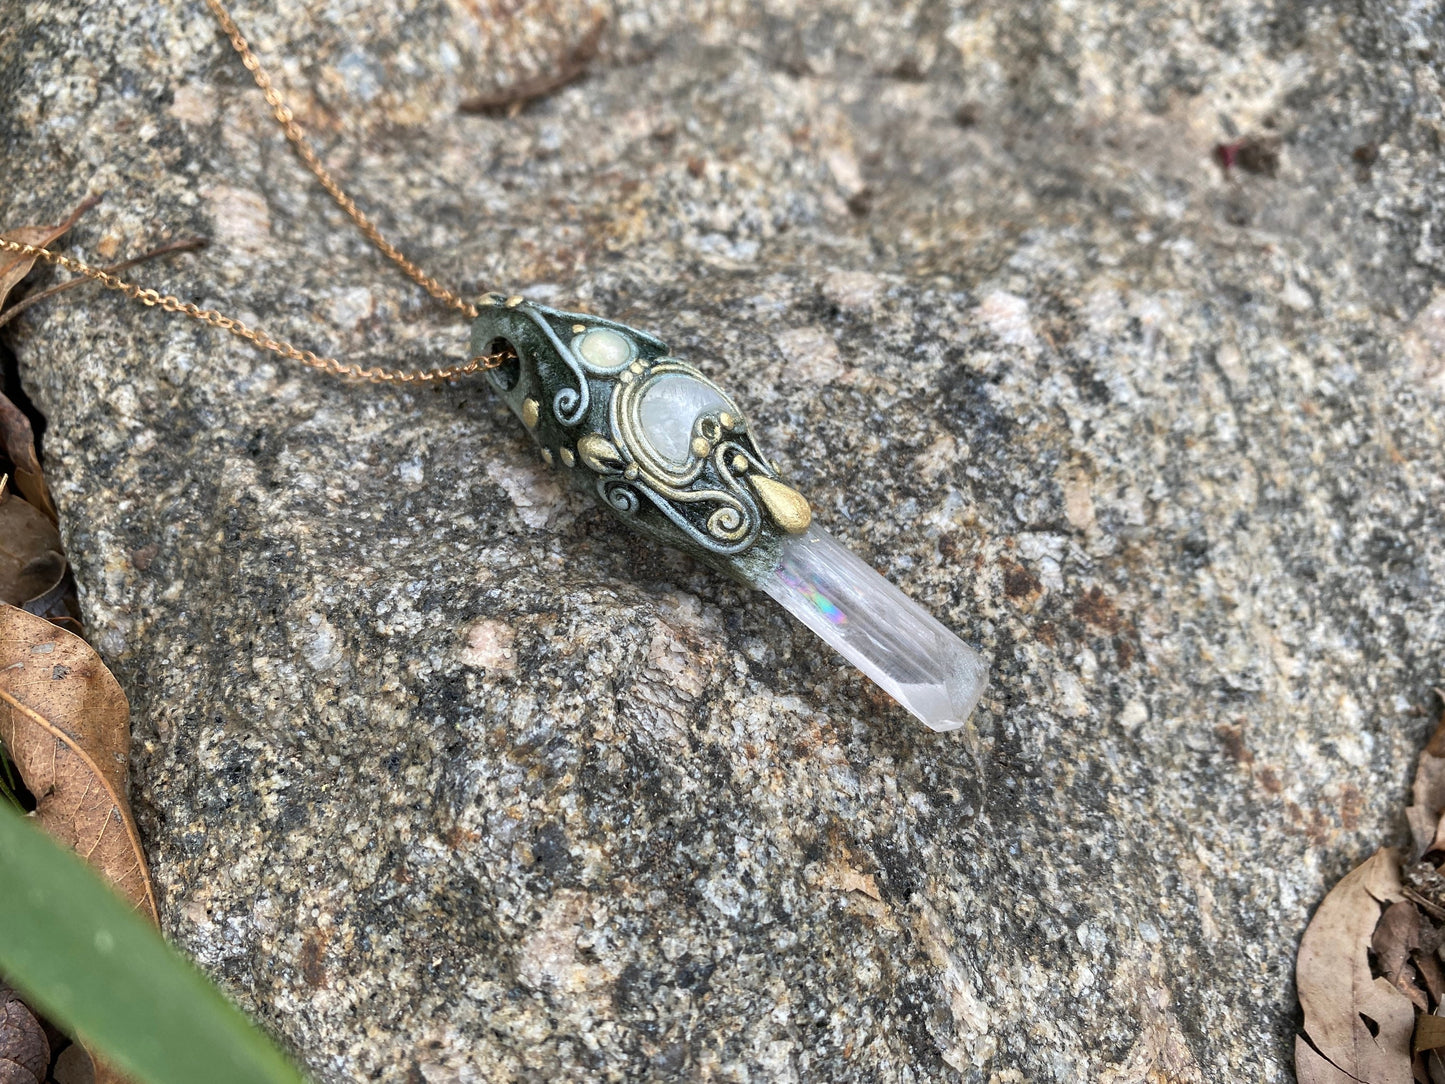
[{"xmin": 0, "ymin": 0, "xmax": 987, "ymax": 732}]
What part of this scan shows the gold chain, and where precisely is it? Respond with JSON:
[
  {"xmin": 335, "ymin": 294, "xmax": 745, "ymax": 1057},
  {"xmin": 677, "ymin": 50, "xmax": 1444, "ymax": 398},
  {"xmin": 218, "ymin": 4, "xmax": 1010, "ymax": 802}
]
[
  {"xmin": 204, "ymin": 0, "xmax": 479, "ymax": 321},
  {"xmin": 2, "ymin": 0, "xmax": 501, "ymax": 383},
  {"xmin": 0, "ymin": 238, "xmax": 508, "ymax": 383}
]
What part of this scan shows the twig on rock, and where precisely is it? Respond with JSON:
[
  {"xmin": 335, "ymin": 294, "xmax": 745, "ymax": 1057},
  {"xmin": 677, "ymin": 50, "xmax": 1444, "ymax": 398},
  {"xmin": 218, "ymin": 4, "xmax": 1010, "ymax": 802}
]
[
  {"xmin": 0, "ymin": 236, "xmax": 209, "ymax": 331},
  {"xmin": 458, "ymin": 16, "xmax": 607, "ymax": 116}
]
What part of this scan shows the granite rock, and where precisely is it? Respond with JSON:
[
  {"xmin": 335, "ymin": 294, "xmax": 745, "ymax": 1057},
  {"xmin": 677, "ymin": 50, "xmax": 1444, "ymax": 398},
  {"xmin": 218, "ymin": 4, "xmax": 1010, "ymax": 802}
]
[{"xmin": 3, "ymin": 0, "xmax": 1445, "ymax": 1080}]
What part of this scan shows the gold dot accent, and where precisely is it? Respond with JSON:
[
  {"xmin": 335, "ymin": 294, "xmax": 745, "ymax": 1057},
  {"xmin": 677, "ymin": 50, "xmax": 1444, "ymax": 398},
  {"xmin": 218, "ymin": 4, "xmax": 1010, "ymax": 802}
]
[
  {"xmin": 629, "ymin": 361, "xmax": 645, "ymax": 375},
  {"xmin": 750, "ymin": 475, "xmax": 812, "ymax": 534},
  {"xmin": 719, "ymin": 412, "xmax": 736, "ymax": 429},
  {"xmin": 505, "ymin": 295, "xmax": 524, "ymax": 308},
  {"xmin": 560, "ymin": 448, "xmax": 576, "ymax": 468},
  {"xmin": 521, "ymin": 398, "xmax": 540, "ymax": 429},
  {"xmin": 572, "ymin": 323, "xmax": 587, "ymax": 333},
  {"xmin": 732, "ymin": 455, "xmax": 748, "ymax": 472},
  {"xmin": 540, "ymin": 448, "xmax": 554, "ymax": 466},
  {"xmin": 691, "ymin": 436, "xmax": 711, "ymax": 458}
]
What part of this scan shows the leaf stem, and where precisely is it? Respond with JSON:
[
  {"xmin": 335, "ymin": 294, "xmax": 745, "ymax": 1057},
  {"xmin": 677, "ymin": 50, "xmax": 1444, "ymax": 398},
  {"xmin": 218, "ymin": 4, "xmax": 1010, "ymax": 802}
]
[{"xmin": 0, "ymin": 236, "xmax": 209, "ymax": 330}]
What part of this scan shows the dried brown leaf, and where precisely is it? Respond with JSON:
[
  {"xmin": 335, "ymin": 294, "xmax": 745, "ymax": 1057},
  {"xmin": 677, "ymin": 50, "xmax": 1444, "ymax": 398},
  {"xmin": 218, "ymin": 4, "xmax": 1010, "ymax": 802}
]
[
  {"xmin": 51, "ymin": 1045, "xmax": 96, "ymax": 1084},
  {"xmin": 0, "ymin": 605, "xmax": 156, "ymax": 922},
  {"xmin": 0, "ymin": 196, "xmax": 99, "ymax": 313},
  {"xmin": 1419, "ymin": 1015, "xmax": 1445, "ymax": 1054},
  {"xmin": 1297, "ymin": 1035, "xmax": 1365, "ymax": 1083},
  {"xmin": 0, "ymin": 985, "xmax": 48, "ymax": 1084},
  {"xmin": 1375, "ymin": 901, "xmax": 1431, "ymax": 1011},
  {"xmin": 1297, "ymin": 847, "xmax": 1415, "ymax": 1084},
  {"xmin": 1417, "ymin": 950, "xmax": 1445, "ymax": 1007},
  {"xmin": 0, "ymin": 488, "xmax": 64, "ymax": 608},
  {"xmin": 0, "ymin": 393, "xmax": 58, "ymax": 525},
  {"xmin": 1406, "ymin": 708, "xmax": 1445, "ymax": 860}
]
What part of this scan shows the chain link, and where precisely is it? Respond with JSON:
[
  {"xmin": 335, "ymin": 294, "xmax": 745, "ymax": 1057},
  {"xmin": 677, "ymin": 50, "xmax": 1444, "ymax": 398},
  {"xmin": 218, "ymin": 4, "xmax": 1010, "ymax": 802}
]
[
  {"xmin": 204, "ymin": 0, "xmax": 480, "ymax": 323},
  {"xmin": 0, "ymin": 0, "xmax": 503, "ymax": 385},
  {"xmin": 0, "ymin": 238, "xmax": 510, "ymax": 383}
]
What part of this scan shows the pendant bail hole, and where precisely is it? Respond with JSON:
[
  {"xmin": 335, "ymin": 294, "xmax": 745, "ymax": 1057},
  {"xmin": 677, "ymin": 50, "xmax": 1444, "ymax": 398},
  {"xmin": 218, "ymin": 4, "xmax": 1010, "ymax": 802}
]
[{"xmin": 487, "ymin": 338, "xmax": 522, "ymax": 391}]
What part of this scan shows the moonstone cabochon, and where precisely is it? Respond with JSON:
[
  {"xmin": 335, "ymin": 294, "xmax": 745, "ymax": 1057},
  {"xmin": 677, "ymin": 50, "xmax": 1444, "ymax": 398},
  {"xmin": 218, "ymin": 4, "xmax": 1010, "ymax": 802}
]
[
  {"xmin": 637, "ymin": 372, "xmax": 731, "ymax": 465},
  {"xmin": 576, "ymin": 327, "xmax": 634, "ymax": 371}
]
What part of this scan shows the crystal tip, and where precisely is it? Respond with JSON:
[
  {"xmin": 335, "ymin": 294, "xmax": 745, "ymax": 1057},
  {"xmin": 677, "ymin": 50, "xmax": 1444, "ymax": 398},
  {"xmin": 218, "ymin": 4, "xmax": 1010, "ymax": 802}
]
[
  {"xmin": 915, "ymin": 641, "xmax": 989, "ymax": 732},
  {"xmin": 758, "ymin": 525, "xmax": 989, "ymax": 734}
]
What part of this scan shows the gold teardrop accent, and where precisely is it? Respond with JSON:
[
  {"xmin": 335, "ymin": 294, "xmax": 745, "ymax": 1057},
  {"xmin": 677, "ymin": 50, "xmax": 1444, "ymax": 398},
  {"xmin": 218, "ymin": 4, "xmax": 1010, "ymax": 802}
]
[
  {"xmin": 521, "ymin": 398, "xmax": 540, "ymax": 429},
  {"xmin": 577, "ymin": 433, "xmax": 624, "ymax": 473},
  {"xmin": 750, "ymin": 475, "xmax": 812, "ymax": 535}
]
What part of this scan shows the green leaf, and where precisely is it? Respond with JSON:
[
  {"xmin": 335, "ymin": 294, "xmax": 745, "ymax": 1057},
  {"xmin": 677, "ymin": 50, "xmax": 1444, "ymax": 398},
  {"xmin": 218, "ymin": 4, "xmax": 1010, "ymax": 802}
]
[
  {"xmin": 0, "ymin": 746, "xmax": 21, "ymax": 810},
  {"xmin": 0, "ymin": 802, "xmax": 307, "ymax": 1084}
]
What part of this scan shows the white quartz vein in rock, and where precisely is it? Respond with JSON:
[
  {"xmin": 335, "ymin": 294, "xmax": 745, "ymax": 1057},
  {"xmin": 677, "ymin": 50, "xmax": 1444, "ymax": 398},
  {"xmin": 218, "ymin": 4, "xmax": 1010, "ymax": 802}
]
[{"xmin": 759, "ymin": 525, "xmax": 987, "ymax": 731}]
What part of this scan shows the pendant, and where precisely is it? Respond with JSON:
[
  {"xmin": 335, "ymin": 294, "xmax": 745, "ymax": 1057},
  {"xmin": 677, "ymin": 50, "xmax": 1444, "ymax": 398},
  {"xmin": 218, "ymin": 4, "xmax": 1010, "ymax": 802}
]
[{"xmin": 470, "ymin": 294, "xmax": 988, "ymax": 731}]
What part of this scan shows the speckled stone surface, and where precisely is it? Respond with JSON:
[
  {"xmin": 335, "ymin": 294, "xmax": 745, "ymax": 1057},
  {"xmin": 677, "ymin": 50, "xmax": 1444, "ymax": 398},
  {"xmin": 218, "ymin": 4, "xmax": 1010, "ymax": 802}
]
[{"xmin": 4, "ymin": 0, "xmax": 1445, "ymax": 1080}]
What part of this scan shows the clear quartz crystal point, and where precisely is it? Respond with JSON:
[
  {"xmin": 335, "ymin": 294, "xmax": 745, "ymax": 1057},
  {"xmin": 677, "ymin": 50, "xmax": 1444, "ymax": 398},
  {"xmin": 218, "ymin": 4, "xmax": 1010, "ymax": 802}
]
[{"xmin": 759, "ymin": 525, "xmax": 988, "ymax": 732}]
